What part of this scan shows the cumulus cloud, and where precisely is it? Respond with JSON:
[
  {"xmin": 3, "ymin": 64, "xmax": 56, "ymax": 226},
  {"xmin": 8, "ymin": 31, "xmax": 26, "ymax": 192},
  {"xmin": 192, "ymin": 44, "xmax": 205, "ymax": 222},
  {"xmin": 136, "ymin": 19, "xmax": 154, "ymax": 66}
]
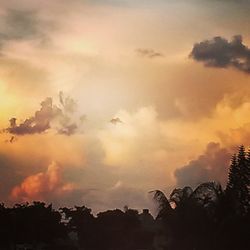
[
  {"xmin": 190, "ymin": 35, "xmax": 250, "ymax": 74},
  {"xmin": 10, "ymin": 161, "xmax": 75, "ymax": 202},
  {"xmin": 98, "ymin": 106, "xmax": 180, "ymax": 192},
  {"xmin": 4, "ymin": 93, "xmax": 84, "ymax": 136},
  {"xmin": 9, "ymin": 160, "xmax": 153, "ymax": 212},
  {"xmin": 174, "ymin": 142, "xmax": 231, "ymax": 188},
  {"xmin": 99, "ymin": 106, "xmax": 163, "ymax": 167},
  {"xmin": 136, "ymin": 48, "xmax": 164, "ymax": 58},
  {"xmin": 6, "ymin": 98, "xmax": 60, "ymax": 135}
]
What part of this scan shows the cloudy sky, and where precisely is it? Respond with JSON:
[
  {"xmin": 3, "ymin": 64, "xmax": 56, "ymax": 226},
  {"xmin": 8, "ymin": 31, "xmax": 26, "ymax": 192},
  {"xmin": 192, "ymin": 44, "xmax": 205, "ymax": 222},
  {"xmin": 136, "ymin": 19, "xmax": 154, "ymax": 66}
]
[{"xmin": 1, "ymin": 0, "xmax": 250, "ymax": 212}]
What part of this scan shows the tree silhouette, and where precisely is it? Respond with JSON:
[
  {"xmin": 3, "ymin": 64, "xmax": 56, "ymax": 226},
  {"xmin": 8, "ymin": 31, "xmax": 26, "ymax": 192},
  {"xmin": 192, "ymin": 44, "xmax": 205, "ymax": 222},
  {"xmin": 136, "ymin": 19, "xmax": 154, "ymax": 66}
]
[
  {"xmin": 0, "ymin": 145, "xmax": 249, "ymax": 250},
  {"xmin": 226, "ymin": 146, "xmax": 250, "ymax": 215},
  {"xmin": 150, "ymin": 146, "xmax": 250, "ymax": 250},
  {"xmin": 61, "ymin": 205, "xmax": 96, "ymax": 250}
]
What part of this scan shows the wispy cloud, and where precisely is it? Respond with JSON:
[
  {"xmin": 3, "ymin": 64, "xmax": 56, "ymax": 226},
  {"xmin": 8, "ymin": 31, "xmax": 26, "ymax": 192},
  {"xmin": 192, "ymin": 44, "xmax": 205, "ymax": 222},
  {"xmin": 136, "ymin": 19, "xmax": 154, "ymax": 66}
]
[
  {"xmin": 136, "ymin": 48, "xmax": 164, "ymax": 58},
  {"xmin": 0, "ymin": 9, "xmax": 50, "ymax": 52}
]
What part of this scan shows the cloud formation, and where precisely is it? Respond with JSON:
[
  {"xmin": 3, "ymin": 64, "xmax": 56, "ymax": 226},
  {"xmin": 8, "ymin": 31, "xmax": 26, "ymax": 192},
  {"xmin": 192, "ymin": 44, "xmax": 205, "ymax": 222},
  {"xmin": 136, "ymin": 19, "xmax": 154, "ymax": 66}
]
[
  {"xmin": 0, "ymin": 9, "xmax": 48, "ymax": 51},
  {"xmin": 174, "ymin": 142, "xmax": 231, "ymax": 188},
  {"xmin": 9, "ymin": 159, "xmax": 153, "ymax": 212},
  {"xmin": 10, "ymin": 161, "xmax": 75, "ymax": 202},
  {"xmin": 190, "ymin": 35, "xmax": 250, "ymax": 73},
  {"xmin": 110, "ymin": 117, "xmax": 123, "ymax": 125},
  {"xmin": 6, "ymin": 98, "xmax": 60, "ymax": 135},
  {"xmin": 136, "ymin": 48, "xmax": 164, "ymax": 58},
  {"xmin": 5, "ymin": 93, "xmax": 84, "ymax": 136}
]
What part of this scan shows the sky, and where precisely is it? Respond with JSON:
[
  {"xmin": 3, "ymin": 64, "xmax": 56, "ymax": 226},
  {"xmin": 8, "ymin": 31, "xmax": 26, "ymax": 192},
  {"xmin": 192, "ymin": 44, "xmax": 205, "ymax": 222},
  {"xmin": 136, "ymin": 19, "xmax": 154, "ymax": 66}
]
[{"xmin": 1, "ymin": 0, "xmax": 250, "ymax": 213}]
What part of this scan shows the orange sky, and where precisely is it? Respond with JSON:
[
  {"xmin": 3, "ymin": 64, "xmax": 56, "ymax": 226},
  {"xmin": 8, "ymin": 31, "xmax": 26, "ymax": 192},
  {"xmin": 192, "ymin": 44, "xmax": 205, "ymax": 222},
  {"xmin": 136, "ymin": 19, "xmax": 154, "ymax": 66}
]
[{"xmin": 1, "ymin": 0, "xmax": 250, "ymax": 212}]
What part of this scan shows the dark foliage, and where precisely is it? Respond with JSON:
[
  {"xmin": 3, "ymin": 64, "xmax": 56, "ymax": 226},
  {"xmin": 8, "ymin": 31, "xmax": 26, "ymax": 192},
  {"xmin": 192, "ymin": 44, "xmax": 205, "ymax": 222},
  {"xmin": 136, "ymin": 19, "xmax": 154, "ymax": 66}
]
[
  {"xmin": 0, "ymin": 146, "xmax": 249, "ymax": 250},
  {"xmin": 152, "ymin": 146, "xmax": 250, "ymax": 250},
  {"xmin": 0, "ymin": 202, "xmax": 67, "ymax": 249}
]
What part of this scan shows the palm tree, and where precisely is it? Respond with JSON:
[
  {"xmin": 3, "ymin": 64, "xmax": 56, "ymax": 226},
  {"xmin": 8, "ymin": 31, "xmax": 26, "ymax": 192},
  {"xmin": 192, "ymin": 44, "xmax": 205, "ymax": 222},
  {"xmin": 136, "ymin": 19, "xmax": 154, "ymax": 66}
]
[{"xmin": 150, "ymin": 190, "xmax": 172, "ymax": 219}]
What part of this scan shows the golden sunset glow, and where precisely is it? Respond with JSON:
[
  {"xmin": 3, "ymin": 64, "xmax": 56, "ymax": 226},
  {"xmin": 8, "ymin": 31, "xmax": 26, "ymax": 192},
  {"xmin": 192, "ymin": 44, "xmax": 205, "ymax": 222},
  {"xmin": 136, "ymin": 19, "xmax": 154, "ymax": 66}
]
[{"xmin": 1, "ymin": 0, "xmax": 250, "ymax": 212}]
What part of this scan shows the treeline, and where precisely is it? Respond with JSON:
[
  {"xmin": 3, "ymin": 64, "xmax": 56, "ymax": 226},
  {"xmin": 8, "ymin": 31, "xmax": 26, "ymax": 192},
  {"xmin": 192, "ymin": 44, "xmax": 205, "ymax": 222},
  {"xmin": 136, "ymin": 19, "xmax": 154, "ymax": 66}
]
[
  {"xmin": 0, "ymin": 146, "xmax": 249, "ymax": 250},
  {"xmin": 0, "ymin": 203, "xmax": 155, "ymax": 250}
]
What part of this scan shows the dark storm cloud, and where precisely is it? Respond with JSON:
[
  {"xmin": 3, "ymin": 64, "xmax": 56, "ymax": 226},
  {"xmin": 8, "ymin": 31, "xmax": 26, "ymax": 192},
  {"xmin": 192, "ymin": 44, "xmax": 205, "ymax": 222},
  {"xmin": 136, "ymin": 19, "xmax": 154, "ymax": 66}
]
[
  {"xmin": 5, "ymin": 93, "xmax": 84, "ymax": 136},
  {"xmin": 0, "ymin": 9, "xmax": 49, "ymax": 51},
  {"xmin": 175, "ymin": 142, "xmax": 231, "ymax": 188},
  {"xmin": 6, "ymin": 98, "xmax": 61, "ymax": 135},
  {"xmin": 190, "ymin": 35, "xmax": 250, "ymax": 74},
  {"xmin": 136, "ymin": 48, "xmax": 164, "ymax": 58}
]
